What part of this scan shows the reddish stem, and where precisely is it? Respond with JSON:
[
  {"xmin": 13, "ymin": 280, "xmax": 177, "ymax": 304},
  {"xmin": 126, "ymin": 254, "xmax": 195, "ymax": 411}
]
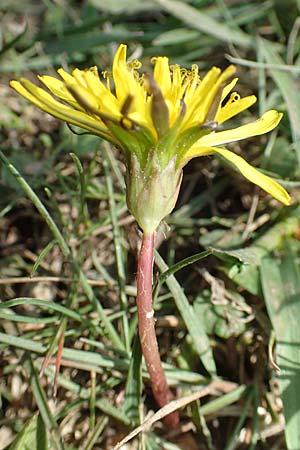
[{"xmin": 136, "ymin": 232, "xmax": 179, "ymax": 427}]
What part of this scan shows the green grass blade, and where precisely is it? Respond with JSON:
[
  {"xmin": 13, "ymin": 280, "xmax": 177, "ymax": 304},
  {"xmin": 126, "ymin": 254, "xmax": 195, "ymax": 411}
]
[
  {"xmin": 0, "ymin": 298, "xmax": 84, "ymax": 322},
  {"xmin": 80, "ymin": 416, "xmax": 109, "ymax": 450},
  {"xmin": 224, "ymin": 388, "xmax": 253, "ymax": 450},
  {"xmin": 123, "ymin": 334, "xmax": 143, "ymax": 425},
  {"xmin": 0, "ymin": 331, "xmax": 130, "ymax": 372},
  {"xmin": 30, "ymin": 240, "xmax": 58, "ymax": 277},
  {"xmin": 0, "ymin": 312, "xmax": 58, "ymax": 324},
  {"xmin": 36, "ymin": 414, "xmax": 48, "ymax": 450},
  {"xmin": 0, "ymin": 23, "xmax": 28, "ymax": 56},
  {"xmin": 102, "ymin": 147, "xmax": 130, "ymax": 352},
  {"xmin": 70, "ymin": 152, "xmax": 90, "ymax": 229},
  {"xmin": 218, "ymin": 209, "xmax": 299, "ymax": 295},
  {"xmin": 155, "ymin": 251, "xmax": 216, "ymax": 375},
  {"xmin": 154, "ymin": 0, "xmax": 253, "ymax": 48},
  {"xmin": 259, "ymin": 38, "xmax": 300, "ymax": 171},
  {"xmin": 154, "ymin": 250, "xmax": 211, "ymax": 292},
  {"xmin": 25, "ymin": 359, "xmax": 64, "ymax": 450},
  {"xmin": 200, "ymin": 385, "xmax": 248, "ymax": 415},
  {"xmin": 7, "ymin": 413, "xmax": 47, "ymax": 450},
  {"xmin": 260, "ymin": 242, "xmax": 300, "ymax": 450},
  {"xmin": 0, "ymin": 332, "xmax": 46, "ymax": 353}
]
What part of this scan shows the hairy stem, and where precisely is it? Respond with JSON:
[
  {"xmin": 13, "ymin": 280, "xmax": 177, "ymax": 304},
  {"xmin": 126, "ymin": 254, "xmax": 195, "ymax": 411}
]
[{"xmin": 136, "ymin": 232, "xmax": 179, "ymax": 427}]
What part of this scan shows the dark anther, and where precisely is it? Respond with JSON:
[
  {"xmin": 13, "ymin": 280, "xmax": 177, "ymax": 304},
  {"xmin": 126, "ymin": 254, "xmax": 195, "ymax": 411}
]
[
  {"xmin": 121, "ymin": 95, "xmax": 134, "ymax": 116},
  {"xmin": 206, "ymin": 83, "xmax": 225, "ymax": 122},
  {"xmin": 180, "ymin": 98, "xmax": 187, "ymax": 117},
  {"xmin": 145, "ymin": 73, "xmax": 169, "ymax": 138}
]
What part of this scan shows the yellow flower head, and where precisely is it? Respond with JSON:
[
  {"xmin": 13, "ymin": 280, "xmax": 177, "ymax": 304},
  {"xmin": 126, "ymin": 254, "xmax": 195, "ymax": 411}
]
[{"xmin": 10, "ymin": 44, "xmax": 290, "ymax": 232}]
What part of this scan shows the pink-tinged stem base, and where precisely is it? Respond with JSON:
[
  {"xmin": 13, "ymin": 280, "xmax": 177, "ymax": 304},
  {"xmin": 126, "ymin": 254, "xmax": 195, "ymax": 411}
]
[{"xmin": 136, "ymin": 232, "xmax": 179, "ymax": 427}]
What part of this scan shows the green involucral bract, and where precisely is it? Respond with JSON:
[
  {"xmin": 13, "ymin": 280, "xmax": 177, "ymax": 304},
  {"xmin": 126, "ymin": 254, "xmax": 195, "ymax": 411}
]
[{"xmin": 126, "ymin": 152, "xmax": 182, "ymax": 233}]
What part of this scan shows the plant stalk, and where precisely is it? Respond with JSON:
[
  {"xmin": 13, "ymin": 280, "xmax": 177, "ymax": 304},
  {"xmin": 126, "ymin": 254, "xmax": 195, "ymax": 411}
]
[{"xmin": 136, "ymin": 232, "xmax": 179, "ymax": 427}]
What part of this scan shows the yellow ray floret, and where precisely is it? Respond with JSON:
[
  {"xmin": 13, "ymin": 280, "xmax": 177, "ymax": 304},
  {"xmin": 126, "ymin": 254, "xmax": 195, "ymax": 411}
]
[
  {"xmin": 184, "ymin": 145, "xmax": 290, "ymax": 205},
  {"xmin": 194, "ymin": 110, "xmax": 283, "ymax": 147}
]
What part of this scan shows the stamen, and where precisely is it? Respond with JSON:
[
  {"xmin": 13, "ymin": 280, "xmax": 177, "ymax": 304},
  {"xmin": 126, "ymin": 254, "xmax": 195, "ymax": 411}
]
[
  {"xmin": 228, "ymin": 92, "xmax": 240, "ymax": 103},
  {"xmin": 222, "ymin": 92, "xmax": 240, "ymax": 107},
  {"xmin": 169, "ymin": 64, "xmax": 182, "ymax": 86},
  {"xmin": 88, "ymin": 66, "xmax": 99, "ymax": 77},
  {"xmin": 128, "ymin": 59, "xmax": 142, "ymax": 70},
  {"xmin": 102, "ymin": 70, "xmax": 112, "ymax": 79},
  {"xmin": 180, "ymin": 68, "xmax": 188, "ymax": 77},
  {"xmin": 191, "ymin": 64, "xmax": 199, "ymax": 76},
  {"xmin": 102, "ymin": 70, "xmax": 112, "ymax": 89},
  {"xmin": 139, "ymin": 73, "xmax": 145, "ymax": 87}
]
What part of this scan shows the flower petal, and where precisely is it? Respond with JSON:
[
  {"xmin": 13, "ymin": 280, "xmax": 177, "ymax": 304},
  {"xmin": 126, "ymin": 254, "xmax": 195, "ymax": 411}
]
[
  {"xmin": 185, "ymin": 145, "xmax": 291, "ymax": 205},
  {"xmin": 10, "ymin": 79, "xmax": 116, "ymax": 142},
  {"xmin": 183, "ymin": 66, "xmax": 221, "ymax": 121},
  {"xmin": 112, "ymin": 45, "xmax": 151, "ymax": 132},
  {"xmin": 216, "ymin": 95, "xmax": 257, "ymax": 124},
  {"xmin": 79, "ymin": 67, "xmax": 120, "ymax": 115},
  {"xmin": 153, "ymin": 56, "xmax": 172, "ymax": 96},
  {"xmin": 221, "ymin": 78, "xmax": 238, "ymax": 101},
  {"xmin": 112, "ymin": 45, "xmax": 137, "ymax": 103},
  {"xmin": 182, "ymin": 65, "xmax": 236, "ymax": 130},
  {"xmin": 38, "ymin": 75, "xmax": 80, "ymax": 109},
  {"xmin": 194, "ymin": 110, "xmax": 283, "ymax": 147}
]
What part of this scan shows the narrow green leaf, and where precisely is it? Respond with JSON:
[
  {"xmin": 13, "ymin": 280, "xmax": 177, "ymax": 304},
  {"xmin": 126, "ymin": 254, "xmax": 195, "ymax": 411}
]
[
  {"xmin": 0, "ymin": 23, "xmax": 28, "ymax": 56},
  {"xmin": 0, "ymin": 331, "xmax": 129, "ymax": 373},
  {"xmin": 153, "ymin": 249, "xmax": 211, "ymax": 306},
  {"xmin": 249, "ymin": 383, "xmax": 259, "ymax": 449},
  {"xmin": 7, "ymin": 413, "xmax": 47, "ymax": 450},
  {"xmin": 0, "ymin": 298, "xmax": 84, "ymax": 322},
  {"xmin": 224, "ymin": 389, "xmax": 253, "ymax": 450},
  {"xmin": 123, "ymin": 335, "xmax": 142, "ymax": 424},
  {"xmin": 0, "ymin": 312, "xmax": 57, "ymax": 324},
  {"xmin": 89, "ymin": 0, "xmax": 156, "ymax": 13},
  {"xmin": 0, "ymin": 332, "xmax": 46, "ymax": 353},
  {"xmin": 94, "ymin": 398, "xmax": 131, "ymax": 425},
  {"xmin": 153, "ymin": 28, "xmax": 200, "ymax": 46},
  {"xmin": 155, "ymin": 251, "xmax": 216, "ymax": 375},
  {"xmin": 70, "ymin": 152, "xmax": 90, "ymax": 228},
  {"xmin": 154, "ymin": 0, "xmax": 253, "ymax": 48},
  {"xmin": 217, "ymin": 210, "xmax": 299, "ymax": 295},
  {"xmin": 260, "ymin": 242, "xmax": 300, "ymax": 450},
  {"xmin": 30, "ymin": 240, "xmax": 58, "ymax": 277},
  {"xmin": 156, "ymin": 250, "xmax": 211, "ymax": 291},
  {"xmin": 200, "ymin": 385, "xmax": 248, "ymax": 415},
  {"xmin": 80, "ymin": 416, "xmax": 108, "ymax": 450},
  {"xmin": 259, "ymin": 38, "xmax": 300, "ymax": 171},
  {"xmin": 36, "ymin": 414, "xmax": 48, "ymax": 450},
  {"xmin": 103, "ymin": 148, "xmax": 130, "ymax": 352},
  {"xmin": 25, "ymin": 359, "xmax": 64, "ymax": 450}
]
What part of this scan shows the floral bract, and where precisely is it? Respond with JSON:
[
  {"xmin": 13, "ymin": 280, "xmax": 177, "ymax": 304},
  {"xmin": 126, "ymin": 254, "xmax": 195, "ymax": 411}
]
[{"xmin": 10, "ymin": 44, "xmax": 290, "ymax": 232}]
